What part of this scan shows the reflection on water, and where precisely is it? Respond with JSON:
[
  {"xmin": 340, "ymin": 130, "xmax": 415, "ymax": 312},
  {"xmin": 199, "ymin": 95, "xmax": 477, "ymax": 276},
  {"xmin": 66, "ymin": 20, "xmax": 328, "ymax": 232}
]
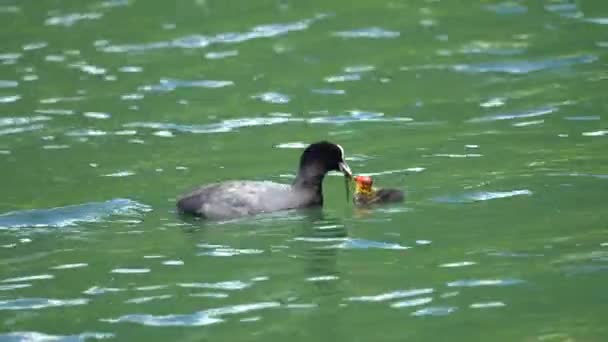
[
  {"xmin": 0, "ymin": 199, "xmax": 150, "ymax": 229},
  {"xmin": 1, "ymin": 0, "xmax": 607, "ymax": 340}
]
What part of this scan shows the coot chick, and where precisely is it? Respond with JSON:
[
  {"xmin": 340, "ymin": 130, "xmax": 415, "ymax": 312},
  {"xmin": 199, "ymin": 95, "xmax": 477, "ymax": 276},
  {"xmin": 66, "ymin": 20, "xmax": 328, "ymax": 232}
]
[
  {"xmin": 353, "ymin": 175, "xmax": 404, "ymax": 206},
  {"xmin": 177, "ymin": 141, "xmax": 353, "ymax": 220}
]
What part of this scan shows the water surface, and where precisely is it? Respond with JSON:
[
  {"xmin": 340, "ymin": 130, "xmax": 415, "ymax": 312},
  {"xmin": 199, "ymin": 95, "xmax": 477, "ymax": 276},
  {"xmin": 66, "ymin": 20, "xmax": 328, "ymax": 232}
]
[{"xmin": 1, "ymin": 0, "xmax": 607, "ymax": 341}]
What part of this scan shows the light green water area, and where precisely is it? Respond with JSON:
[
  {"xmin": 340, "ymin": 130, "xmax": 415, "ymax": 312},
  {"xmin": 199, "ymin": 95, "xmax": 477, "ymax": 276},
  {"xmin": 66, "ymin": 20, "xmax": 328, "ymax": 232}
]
[{"xmin": 1, "ymin": 0, "xmax": 608, "ymax": 341}]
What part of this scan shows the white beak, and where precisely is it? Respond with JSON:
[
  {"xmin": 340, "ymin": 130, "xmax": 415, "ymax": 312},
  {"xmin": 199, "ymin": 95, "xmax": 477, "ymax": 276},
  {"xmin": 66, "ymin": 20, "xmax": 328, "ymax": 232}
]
[{"xmin": 339, "ymin": 161, "xmax": 352, "ymax": 178}]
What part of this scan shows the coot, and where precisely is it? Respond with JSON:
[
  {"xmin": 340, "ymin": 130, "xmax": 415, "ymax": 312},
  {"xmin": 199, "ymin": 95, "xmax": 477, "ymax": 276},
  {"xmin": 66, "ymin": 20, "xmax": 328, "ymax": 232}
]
[{"xmin": 177, "ymin": 141, "xmax": 352, "ymax": 220}]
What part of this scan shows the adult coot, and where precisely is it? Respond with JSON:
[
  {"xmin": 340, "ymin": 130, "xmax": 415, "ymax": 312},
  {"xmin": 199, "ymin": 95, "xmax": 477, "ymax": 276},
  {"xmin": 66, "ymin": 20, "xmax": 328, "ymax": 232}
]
[{"xmin": 177, "ymin": 141, "xmax": 353, "ymax": 220}]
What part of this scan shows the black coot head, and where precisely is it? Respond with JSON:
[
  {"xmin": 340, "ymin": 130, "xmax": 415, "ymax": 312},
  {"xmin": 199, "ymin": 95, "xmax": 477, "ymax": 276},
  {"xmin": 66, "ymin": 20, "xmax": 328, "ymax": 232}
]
[{"xmin": 299, "ymin": 141, "xmax": 352, "ymax": 177}]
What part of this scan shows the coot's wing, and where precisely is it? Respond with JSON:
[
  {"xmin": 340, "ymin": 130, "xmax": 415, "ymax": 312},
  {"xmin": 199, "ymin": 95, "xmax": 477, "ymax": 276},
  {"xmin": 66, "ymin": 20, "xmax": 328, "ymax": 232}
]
[{"xmin": 177, "ymin": 181, "xmax": 295, "ymax": 219}]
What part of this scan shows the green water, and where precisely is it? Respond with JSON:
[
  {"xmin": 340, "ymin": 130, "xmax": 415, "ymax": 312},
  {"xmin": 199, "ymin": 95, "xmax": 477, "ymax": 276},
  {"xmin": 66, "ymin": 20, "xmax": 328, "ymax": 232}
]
[{"xmin": 1, "ymin": 0, "xmax": 608, "ymax": 340}]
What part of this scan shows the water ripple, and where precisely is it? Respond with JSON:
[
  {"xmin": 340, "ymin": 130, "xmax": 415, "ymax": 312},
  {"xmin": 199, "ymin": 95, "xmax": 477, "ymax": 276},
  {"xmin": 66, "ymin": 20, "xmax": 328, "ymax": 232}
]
[
  {"xmin": 0, "ymin": 331, "xmax": 114, "ymax": 341},
  {"xmin": 83, "ymin": 287, "xmax": 124, "ymax": 295},
  {"xmin": 0, "ymin": 124, "xmax": 45, "ymax": 136},
  {"xmin": 435, "ymin": 190, "xmax": 532, "ymax": 204},
  {"xmin": 0, "ymin": 284, "xmax": 31, "ymax": 291},
  {"xmin": 102, "ymin": 302, "xmax": 280, "ymax": 326},
  {"xmin": 468, "ymin": 106, "xmax": 556, "ymax": 123},
  {"xmin": 0, "ymin": 297, "xmax": 88, "ymax": 310},
  {"xmin": 582, "ymin": 130, "xmax": 608, "ymax": 137},
  {"xmin": 2, "ymin": 274, "xmax": 54, "ymax": 283},
  {"xmin": 205, "ymin": 50, "xmax": 238, "ymax": 59},
  {"xmin": 0, "ymin": 116, "xmax": 51, "ymax": 127},
  {"xmin": 101, "ymin": 15, "xmax": 325, "ymax": 53},
  {"xmin": 111, "ymin": 268, "xmax": 150, "ymax": 274},
  {"xmin": 45, "ymin": 12, "xmax": 103, "ymax": 27},
  {"xmin": 470, "ymin": 301, "xmax": 506, "ymax": 309},
  {"xmin": 545, "ymin": 3, "xmax": 582, "ymax": 18},
  {"xmin": 412, "ymin": 306, "xmax": 457, "ymax": 316},
  {"xmin": 453, "ymin": 55, "xmax": 596, "ymax": 74},
  {"xmin": 0, "ymin": 80, "xmax": 18, "ymax": 88},
  {"xmin": 197, "ymin": 245, "xmax": 264, "ymax": 257},
  {"xmin": 391, "ymin": 297, "xmax": 433, "ymax": 308},
  {"xmin": 0, "ymin": 198, "xmax": 151, "ymax": 229},
  {"xmin": 440, "ymin": 261, "xmax": 477, "ymax": 268},
  {"xmin": 178, "ymin": 280, "xmax": 252, "ymax": 291},
  {"xmin": 447, "ymin": 278, "xmax": 524, "ymax": 287},
  {"xmin": 140, "ymin": 78, "xmax": 233, "ymax": 92},
  {"xmin": 125, "ymin": 294, "xmax": 172, "ymax": 304},
  {"xmin": 333, "ymin": 27, "xmax": 400, "ymax": 39},
  {"xmin": 324, "ymin": 74, "xmax": 361, "ymax": 83},
  {"xmin": 124, "ymin": 111, "xmax": 413, "ymax": 135},
  {"xmin": 124, "ymin": 117, "xmax": 289, "ymax": 134},
  {"xmin": 459, "ymin": 41, "xmax": 526, "ymax": 56},
  {"xmin": 51, "ymin": 263, "xmax": 88, "ymax": 270},
  {"xmin": 484, "ymin": 2, "xmax": 527, "ymax": 15},
  {"xmin": 0, "ymin": 95, "xmax": 21, "ymax": 103},
  {"xmin": 251, "ymin": 92, "xmax": 290, "ymax": 104},
  {"xmin": 329, "ymin": 238, "xmax": 410, "ymax": 250},
  {"xmin": 347, "ymin": 288, "xmax": 434, "ymax": 302}
]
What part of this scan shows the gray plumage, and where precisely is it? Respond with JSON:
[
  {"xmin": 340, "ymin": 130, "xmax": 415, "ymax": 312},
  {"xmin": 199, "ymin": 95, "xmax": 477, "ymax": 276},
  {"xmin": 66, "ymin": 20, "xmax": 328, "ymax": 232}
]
[{"xmin": 176, "ymin": 141, "xmax": 352, "ymax": 220}]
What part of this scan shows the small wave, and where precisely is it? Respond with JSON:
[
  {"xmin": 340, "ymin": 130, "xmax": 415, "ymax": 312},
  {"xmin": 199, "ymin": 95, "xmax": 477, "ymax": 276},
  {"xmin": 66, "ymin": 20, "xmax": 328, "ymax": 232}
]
[
  {"xmin": 178, "ymin": 280, "xmax": 252, "ymax": 291},
  {"xmin": 0, "ymin": 297, "xmax": 88, "ymax": 310},
  {"xmin": 459, "ymin": 41, "xmax": 526, "ymax": 56},
  {"xmin": 275, "ymin": 142, "xmax": 308, "ymax": 149},
  {"xmin": 0, "ymin": 284, "xmax": 31, "ymax": 291},
  {"xmin": 83, "ymin": 287, "xmax": 125, "ymax": 295},
  {"xmin": 251, "ymin": 92, "xmax": 290, "ymax": 104},
  {"xmin": 197, "ymin": 247, "xmax": 264, "ymax": 257},
  {"xmin": 468, "ymin": 106, "xmax": 556, "ymax": 123},
  {"xmin": 306, "ymin": 275, "xmax": 339, "ymax": 282},
  {"xmin": 0, "ymin": 116, "xmax": 50, "ymax": 127},
  {"xmin": 0, "ymin": 124, "xmax": 44, "ymax": 136},
  {"xmin": 333, "ymin": 27, "xmax": 400, "ymax": 39},
  {"xmin": 0, "ymin": 80, "xmax": 18, "ymax": 88},
  {"xmin": 103, "ymin": 171, "xmax": 135, "ymax": 177},
  {"xmin": 324, "ymin": 73, "xmax": 361, "ymax": 83},
  {"xmin": 440, "ymin": 261, "xmax": 477, "ymax": 268},
  {"xmin": 360, "ymin": 167, "xmax": 424, "ymax": 176},
  {"xmin": 484, "ymin": 2, "xmax": 527, "ymax": 15},
  {"xmin": 125, "ymin": 294, "xmax": 172, "ymax": 304},
  {"xmin": 162, "ymin": 260, "xmax": 184, "ymax": 266},
  {"xmin": 447, "ymin": 278, "xmax": 524, "ymax": 287},
  {"xmin": 51, "ymin": 263, "xmax": 88, "ymax": 270},
  {"xmin": 545, "ymin": 3, "xmax": 581, "ymax": 18},
  {"xmin": 435, "ymin": 190, "xmax": 532, "ymax": 203},
  {"xmin": 412, "ymin": 306, "xmax": 457, "ymax": 316},
  {"xmin": 139, "ymin": 78, "xmax": 233, "ymax": 92},
  {"xmin": 329, "ymin": 238, "xmax": 409, "ymax": 250},
  {"xmin": 0, "ymin": 198, "xmax": 151, "ymax": 229},
  {"xmin": 470, "ymin": 301, "xmax": 505, "ymax": 309},
  {"xmin": 453, "ymin": 55, "xmax": 596, "ymax": 74},
  {"xmin": 0, "ymin": 95, "xmax": 21, "ymax": 103},
  {"xmin": 2, "ymin": 274, "xmax": 53, "ymax": 283},
  {"xmin": 111, "ymin": 268, "xmax": 150, "ymax": 274},
  {"xmin": 102, "ymin": 302, "xmax": 280, "ymax": 326},
  {"xmin": 582, "ymin": 130, "xmax": 608, "ymax": 137},
  {"xmin": 124, "ymin": 111, "xmax": 412, "ymax": 136},
  {"xmin": 347, "ymin": 288, "xmax": 433, "ymax": 302},
  {"xmin": 205, "ymin": 50, "xmax": 238, "ymax": 59},
  {"xmin": 101, "ymin": 15, "xmax": 325, "ymax": 53},
  {"xmin": 0, "ymin": 331, "xmax": 114, "ymax": 341},
  {"xmin": 391, "ymin": 297, "xmax": 433, "ymax": 308},
  {"xmin": 45, "ymin": 12, "xmax": 103, "ymax": 27}
]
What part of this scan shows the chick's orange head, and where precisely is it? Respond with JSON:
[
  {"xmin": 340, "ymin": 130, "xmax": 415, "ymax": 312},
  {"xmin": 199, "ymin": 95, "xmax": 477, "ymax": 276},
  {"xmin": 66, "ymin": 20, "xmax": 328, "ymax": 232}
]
[{"xmin": 354, "ymin": 175, "xmax": 373, "ymax": 192}]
